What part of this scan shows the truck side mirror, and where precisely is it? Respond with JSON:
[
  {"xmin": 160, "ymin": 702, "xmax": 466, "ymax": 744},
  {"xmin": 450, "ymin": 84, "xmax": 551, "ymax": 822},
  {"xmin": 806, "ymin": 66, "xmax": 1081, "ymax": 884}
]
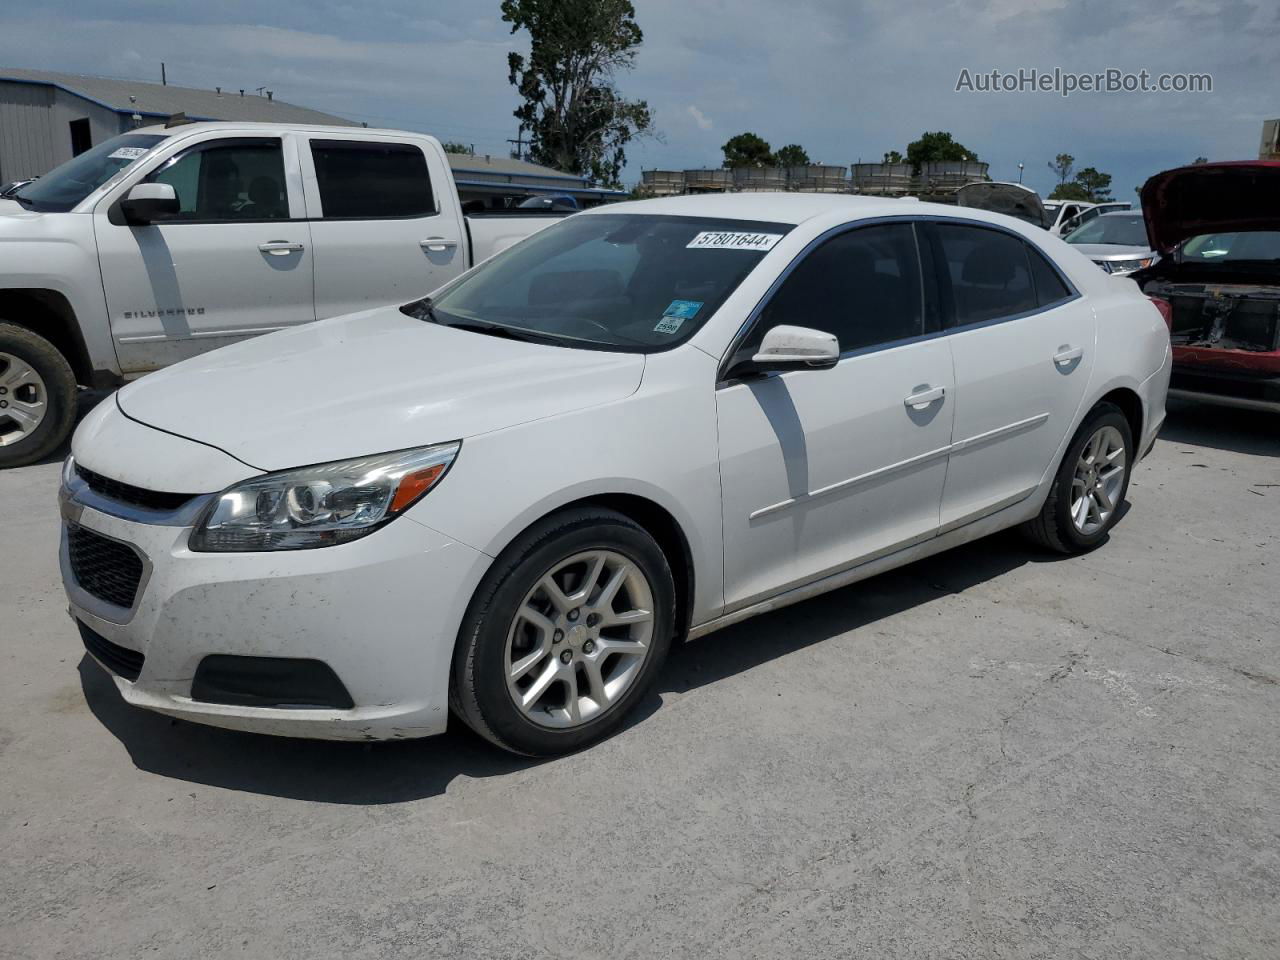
[{"xmin": 121, "ymin": 183, "xmax": 179, "ymax": 225}]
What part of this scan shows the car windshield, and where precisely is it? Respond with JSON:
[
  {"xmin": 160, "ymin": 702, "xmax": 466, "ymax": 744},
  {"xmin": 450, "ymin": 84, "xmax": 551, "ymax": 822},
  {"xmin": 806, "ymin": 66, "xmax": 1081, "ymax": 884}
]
[
  {"xmin": 1180, "ymin": 231, "xmax": 1280, "ymax": 262},
  {"xmin": 414, "ymin": 213, "xmax": 792, "ymax": 351},
  {"xmin": 13, "ymin": 133, "xmax": 168, "ymax": 212},
  {"xmin": 1065, "ymin": 213, "xmax": 1148, "ymax": 246}
]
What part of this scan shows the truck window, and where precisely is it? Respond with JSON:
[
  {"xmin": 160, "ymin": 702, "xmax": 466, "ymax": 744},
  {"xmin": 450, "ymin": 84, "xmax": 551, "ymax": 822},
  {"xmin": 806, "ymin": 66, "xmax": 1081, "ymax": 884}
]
[
  {"xmin": 310, "ymin": 141, "xmax": 435, "ymax": 219},
  {"xmin": 149, "ymin": 138, "xmax": 288, "ymax": 221}
]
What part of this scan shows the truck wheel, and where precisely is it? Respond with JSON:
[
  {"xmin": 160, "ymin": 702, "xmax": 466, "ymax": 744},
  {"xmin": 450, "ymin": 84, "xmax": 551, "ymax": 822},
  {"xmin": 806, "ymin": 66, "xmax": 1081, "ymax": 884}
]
[{"xmin": 0, "ymin": 322, "xmax": 78, "ymax": 468}]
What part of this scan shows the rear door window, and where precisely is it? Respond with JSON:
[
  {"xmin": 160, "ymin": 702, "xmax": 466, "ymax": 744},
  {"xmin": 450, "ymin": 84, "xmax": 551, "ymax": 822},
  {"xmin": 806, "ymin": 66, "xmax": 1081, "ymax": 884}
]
[
  {"xmin": 935, "ymin": 223, "xmax": 1038, "ymax": 325},
  {"xmin": 310, "ymin": 140, "xmax": 435, "ymax": 219}
]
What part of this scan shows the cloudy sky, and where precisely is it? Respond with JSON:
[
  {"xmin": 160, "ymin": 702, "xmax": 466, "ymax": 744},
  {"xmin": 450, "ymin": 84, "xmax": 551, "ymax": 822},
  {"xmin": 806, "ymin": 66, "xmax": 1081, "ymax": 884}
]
[{"xmin": 2, "ymin": 0, "xmax": 1274, "ymax": 198}]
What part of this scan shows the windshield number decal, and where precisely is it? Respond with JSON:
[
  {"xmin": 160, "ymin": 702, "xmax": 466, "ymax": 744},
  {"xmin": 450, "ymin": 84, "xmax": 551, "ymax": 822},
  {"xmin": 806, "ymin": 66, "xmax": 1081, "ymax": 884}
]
[
  {"xmin": 687, "ymin": 231, "xmax": 783, "ymax": 251},
  {"xmin": 108, "ymin": 147, "xmax": 150, "ymax": 161},
  {"xmin": 655, "ymin": 299, "xmax": 703, "ymax": 334}
]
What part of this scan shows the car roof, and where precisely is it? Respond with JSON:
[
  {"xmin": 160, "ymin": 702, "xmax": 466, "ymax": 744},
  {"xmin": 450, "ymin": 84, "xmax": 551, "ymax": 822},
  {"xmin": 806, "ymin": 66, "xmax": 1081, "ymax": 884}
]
[
  {"xmin": 1098, "ymin": 210, "xmax": 1143, "ymax": 217},
  {"xmin": 579, "ymin": 191, "xmax": 1021, "ymax": 227},
  {"xmin": 134, "ymin": 120, "xmax": 431, "ymax": 139}
]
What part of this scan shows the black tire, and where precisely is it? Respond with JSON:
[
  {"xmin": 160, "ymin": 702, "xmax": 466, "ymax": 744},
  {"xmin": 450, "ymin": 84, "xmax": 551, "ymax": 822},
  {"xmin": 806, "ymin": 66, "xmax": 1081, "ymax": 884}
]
[
  {"xmin": 0, "ymin": 322, "xmax": 78, "ymax": 469},
  {"xmin": 1023, "ymin": 401, "xmax": 1134, "ymax": 554},
  {"xmin": 451, "ymin": 507, "xmax": 677, "ymax": 756}
]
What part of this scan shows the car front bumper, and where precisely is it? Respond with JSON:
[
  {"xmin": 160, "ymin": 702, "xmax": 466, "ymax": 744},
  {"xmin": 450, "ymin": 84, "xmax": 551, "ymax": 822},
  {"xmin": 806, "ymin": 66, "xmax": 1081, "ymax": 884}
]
[{"xmin": 60, "ymin": 482, "xmax": 491, "ymax": 741}]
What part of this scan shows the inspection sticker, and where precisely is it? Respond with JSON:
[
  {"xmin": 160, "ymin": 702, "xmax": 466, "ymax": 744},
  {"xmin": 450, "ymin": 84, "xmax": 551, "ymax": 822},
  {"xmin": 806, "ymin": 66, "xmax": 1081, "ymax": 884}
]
[
  {"xmin": 654, "ymin": 299, "xmax": 703, "ymax": 334},
  {"xmin": 687, "ymin": 231, "xmax": 783, "ymax": 251},
  {"xmin": 108, "ymin": 147, "xmax": 150, "ymax": 161}
]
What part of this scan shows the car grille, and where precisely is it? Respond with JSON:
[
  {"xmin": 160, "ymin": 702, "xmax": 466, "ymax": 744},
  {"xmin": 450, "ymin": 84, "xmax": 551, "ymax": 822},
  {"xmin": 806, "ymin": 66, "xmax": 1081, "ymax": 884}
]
[
  {"xmin": 77, "ymin": 620, "xmax": 145, "ymax": 681},
  {"xmin": 67, "ymin": 524, "xmax": 145, "ymax": 609},
  {"xmin": 76, "ymin": 464, "xmax": 196, "ymax": 512}
]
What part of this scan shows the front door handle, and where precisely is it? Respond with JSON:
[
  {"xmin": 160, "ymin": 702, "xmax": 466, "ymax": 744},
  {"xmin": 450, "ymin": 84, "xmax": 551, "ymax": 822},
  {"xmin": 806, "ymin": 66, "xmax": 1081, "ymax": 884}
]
[
  {"xmin": 420, "ymin": 237, "xmax": 459, "ymax": 252},
  {"xmin": 904, "ymin": 385, "xmax": 945, "ymax": 408},
  {"xmin": 259, "ymin": 241, "xmax": 305, "ymax": 255},
  {"xmin": 1053, "ymin": 345, "xmax": 1084, "ymax": 366}
]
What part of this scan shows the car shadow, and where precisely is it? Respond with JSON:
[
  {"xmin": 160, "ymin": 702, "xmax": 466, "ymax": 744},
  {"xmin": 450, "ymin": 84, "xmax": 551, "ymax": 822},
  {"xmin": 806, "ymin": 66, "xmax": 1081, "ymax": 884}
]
[
  {"xmin": 79, "ymin": 529, "xmax": 1069, "ymax": 805},
  {"xmin": 1159, "ymin": 398, "xmax": 1278, "ymax": 458}
]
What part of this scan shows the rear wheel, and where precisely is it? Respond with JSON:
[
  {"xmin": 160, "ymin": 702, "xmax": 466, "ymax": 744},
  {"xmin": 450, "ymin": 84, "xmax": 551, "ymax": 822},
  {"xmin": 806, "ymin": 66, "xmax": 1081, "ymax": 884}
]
[
  {"xmin": 1023, "ymin": 402, "xmax": 1133, "ymax": 554},
  {"xmin": 451, "ymin": 507, "xmax": 676, "ymax": 756},
  {"xmin": 0, "ymin": 322, "xmax": 77, "ymax": 468}
]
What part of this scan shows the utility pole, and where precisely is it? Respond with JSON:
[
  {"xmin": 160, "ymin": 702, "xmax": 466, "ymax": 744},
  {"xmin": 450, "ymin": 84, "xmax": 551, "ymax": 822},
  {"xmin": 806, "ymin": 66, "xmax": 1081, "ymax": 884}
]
[
  {"xmin": 161, "ymin": 62, "xmax": 166, "ymax": 86},
  {"xmin": 507, "ymin": 126, "xmax": 528, "ymax": 161}
]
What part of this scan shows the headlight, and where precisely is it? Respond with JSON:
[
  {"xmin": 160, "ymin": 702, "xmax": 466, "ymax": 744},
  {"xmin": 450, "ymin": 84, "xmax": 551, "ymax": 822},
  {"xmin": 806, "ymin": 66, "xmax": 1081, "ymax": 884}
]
[{"xmin": 189, "ymin": 442, "xmax": 460, "ymax": 552}]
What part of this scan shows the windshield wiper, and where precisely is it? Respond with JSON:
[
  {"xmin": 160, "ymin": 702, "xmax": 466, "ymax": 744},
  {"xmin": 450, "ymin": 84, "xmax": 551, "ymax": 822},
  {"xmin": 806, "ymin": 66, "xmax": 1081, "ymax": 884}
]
[{"xmin": 440, "ymin": 319, "xmax": 566, "ymax": 345}]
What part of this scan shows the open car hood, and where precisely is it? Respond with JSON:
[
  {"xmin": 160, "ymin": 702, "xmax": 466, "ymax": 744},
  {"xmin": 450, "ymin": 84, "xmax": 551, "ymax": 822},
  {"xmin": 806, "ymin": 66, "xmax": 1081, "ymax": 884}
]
[
  {"xmin": 956, "ymin": 181, "xmax": 1047, "ymax": 229},
  {"xmin": 1140, "ymin": 162, "xmax": 1280, "ymax": 254}
]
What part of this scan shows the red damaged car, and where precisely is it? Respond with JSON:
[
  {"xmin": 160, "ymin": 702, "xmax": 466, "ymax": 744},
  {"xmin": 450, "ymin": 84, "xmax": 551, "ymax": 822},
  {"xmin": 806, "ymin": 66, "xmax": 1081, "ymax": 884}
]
[{"xmin": 1133, "ymin": 162, "xmax": 1280, "ymax": 413}]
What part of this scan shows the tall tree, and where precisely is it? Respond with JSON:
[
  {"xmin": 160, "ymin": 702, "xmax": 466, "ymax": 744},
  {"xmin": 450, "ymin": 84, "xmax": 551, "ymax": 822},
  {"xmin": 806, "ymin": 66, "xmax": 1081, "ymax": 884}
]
[
  {"xmin": 502, "ymin": 0, "xmax": 652, "ymax": 185},
  {"xmin": 1074, "ymin": 166, "xmax": 1113, "ymax": 202},
  {"xmin": 905, "ymin": 131, "xmax": 978, "ymax": 172},
  {"xmin": 721, "ymin": 132, "xmax": 774, "ymax": 167},
  {"xmin": 1048, "ymin": 153, "xmax": 1074, "ymax": 186},
  {"xmin": 882, "ymin": 149, "xmax": 904, "ymax": 164},
  {"xmin": 773, "ymin": 143, "xmax": 810, "ymax": 167},
  {"xmin": 1049, "ymin": 182, "xmax": 1091, "ymax": 201}
]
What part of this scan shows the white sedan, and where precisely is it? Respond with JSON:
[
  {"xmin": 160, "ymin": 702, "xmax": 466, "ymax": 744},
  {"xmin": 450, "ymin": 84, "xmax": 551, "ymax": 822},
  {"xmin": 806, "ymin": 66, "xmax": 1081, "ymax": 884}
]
[{"xmin": 61, "ymin": 194, "xmax": 1172, "ymax": 755}]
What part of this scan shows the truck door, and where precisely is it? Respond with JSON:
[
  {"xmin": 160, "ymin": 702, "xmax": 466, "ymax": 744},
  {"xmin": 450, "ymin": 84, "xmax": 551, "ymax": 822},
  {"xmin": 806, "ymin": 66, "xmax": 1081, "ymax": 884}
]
[
  {"xmin": 300, "ymin": 135, "xmax": 467, "ymax": 317},
  {"xmin": 95, "ymin": 134, "xmax": 315, "ymax": 373}
]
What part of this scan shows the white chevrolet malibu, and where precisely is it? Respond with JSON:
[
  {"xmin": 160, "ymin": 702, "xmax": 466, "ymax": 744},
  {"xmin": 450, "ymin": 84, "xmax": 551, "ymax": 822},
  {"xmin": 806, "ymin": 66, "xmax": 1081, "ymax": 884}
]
[{"xmin": 61, "ymin": 194, "xmax": 1171, "ymax": 755}]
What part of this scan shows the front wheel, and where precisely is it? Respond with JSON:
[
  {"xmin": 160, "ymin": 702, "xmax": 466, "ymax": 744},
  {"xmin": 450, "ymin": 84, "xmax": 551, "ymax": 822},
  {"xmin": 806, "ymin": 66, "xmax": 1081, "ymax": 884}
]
[
  {"xmin": 1023, "ymin": 402, "xmax": 1134, "ymax": 554},
  {"xmin": 0, "ymin": 322, "xmax": 78, "ymax": 468},
  {"xmin": 451, "ymin": 507, "xmax": 677, "ymax": 755}
]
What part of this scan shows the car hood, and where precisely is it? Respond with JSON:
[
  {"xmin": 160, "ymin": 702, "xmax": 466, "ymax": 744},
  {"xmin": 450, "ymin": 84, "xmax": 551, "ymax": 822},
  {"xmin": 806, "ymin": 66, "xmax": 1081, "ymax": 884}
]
[
  {"xmin": 1069, "ymin": 243, "xmax": 1155, "ymax": 260},
  {"xmin": 115, "ymin": 308, "xmax": 646, "ymax": 472},
  {"xmin": 1140, "ymin": 162, "xmax": 1280, "ymax": 253},
  {"xmin": 956, "ymin": 182, "xmax": 1048, "ymax": 228}
]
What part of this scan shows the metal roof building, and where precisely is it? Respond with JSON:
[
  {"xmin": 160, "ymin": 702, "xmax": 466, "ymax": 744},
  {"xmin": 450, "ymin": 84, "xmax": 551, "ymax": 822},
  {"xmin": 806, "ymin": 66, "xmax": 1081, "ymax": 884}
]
[
  {"xmin": 0, "ymin": 67, "xmax": 356, "ymax": 182},
  {"xmin": 445, "ymin": 151, "xmax": 626, "ymax": 206}
]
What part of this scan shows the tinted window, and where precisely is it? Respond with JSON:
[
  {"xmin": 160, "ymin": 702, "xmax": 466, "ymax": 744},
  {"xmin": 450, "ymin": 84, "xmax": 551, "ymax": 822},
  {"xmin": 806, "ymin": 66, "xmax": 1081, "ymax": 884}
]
[
  {"xmin": 150, "ymin": 140, "xmax": 288, "ymax": 221},
  {"xmin": 741, "ymin": 223, "xmax": 923, "ymax": 361},
  {"xmin": 1026, "ymin": 243, "xmax": 1073, "ymax": 306},
  {"xmin": 937, "ymin": 224, "xmax": 1037, "ymax": 325},
  {"xmin": 311, "ymin": 141, "xmax": 434, "ymax": 218}
]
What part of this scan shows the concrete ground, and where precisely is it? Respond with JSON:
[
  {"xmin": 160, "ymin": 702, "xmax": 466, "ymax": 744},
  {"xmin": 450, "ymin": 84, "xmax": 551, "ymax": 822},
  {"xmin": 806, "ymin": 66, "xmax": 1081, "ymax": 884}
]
[{"xmin": 2, "ymin": 396, "xmax": 1277, "ymax": 960}]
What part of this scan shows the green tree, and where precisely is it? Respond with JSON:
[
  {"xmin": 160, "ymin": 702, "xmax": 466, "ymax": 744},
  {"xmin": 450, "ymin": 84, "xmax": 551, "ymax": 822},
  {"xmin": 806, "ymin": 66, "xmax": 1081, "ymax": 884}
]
[
  {"xmin": 721, "ymin": 132, "xmax": 774, "ymax": 167},
  {"xmin": 1049, "ymin": 182, "xmax": 1091, "ymax": 201},
  {"xmin": 1074, "ymin": 166, "xmax": 1113, "ymax": 202},
  {"xmin": 441, "ymin": 141, "xmax": 472, "ymax": 155},
  {"xmin": 905, "ymin": 131, "xmax": 978, "ymax": 172},
  {"xmin": 1191, "ymin": 156, "xmax": 1209, "ymax": 164},
  {"xmin": 502, "ymin": 0, "xmax": 653, "ymax": 185},
  {"xmin": 882, "ymin": 149, "xmax": 903, "ymax": 164},
  {"xmin": 773, "ymin": 143, "xmax": 810, "ymax": 167},
  {"xmin": 1048, "ymin": 153, "xmax": 1074, "ymax": 186}
]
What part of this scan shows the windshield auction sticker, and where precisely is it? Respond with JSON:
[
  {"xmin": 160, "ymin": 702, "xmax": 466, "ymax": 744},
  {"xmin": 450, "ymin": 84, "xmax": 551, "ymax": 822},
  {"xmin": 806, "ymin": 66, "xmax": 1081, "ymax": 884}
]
[
  {"xmin": 655, "ymin": 299, "xmax": 703, "ymax": 334},
  {"xmin": 108, "ymin": 147, "xmax": 150, "ymax": 161},
  {"xmin": 686, "ymin": 231, "xmax": 783, "ymax": 251}
]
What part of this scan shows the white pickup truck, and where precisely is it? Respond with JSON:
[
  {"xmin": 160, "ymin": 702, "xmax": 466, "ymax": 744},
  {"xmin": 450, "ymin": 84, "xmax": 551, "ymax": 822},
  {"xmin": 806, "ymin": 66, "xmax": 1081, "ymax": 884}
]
[{"xmin": 0, "ymin": 121, "xmax": 564, "ymax": 466}]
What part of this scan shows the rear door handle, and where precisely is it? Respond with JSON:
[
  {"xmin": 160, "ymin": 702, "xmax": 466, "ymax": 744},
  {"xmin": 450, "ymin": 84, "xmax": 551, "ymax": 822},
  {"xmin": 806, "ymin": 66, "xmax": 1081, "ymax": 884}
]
[
  {"xmin": 259, "ymin": 241, "xmax": 305, "ymax": 255},
  {"xmin": 904, "ymin": 385, "xmax": 945, "ymax": 408},
  {"xmin": 1053, "ymin": 345, "xmax": 1084, "ymax": 366},
  {"xmin": 420, "ymin": 237, "xmax": 459, "ymax": 252}
]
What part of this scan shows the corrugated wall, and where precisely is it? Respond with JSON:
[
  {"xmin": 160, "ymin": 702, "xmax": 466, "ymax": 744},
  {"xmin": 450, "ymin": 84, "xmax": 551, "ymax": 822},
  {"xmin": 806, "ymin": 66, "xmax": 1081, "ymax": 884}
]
[
  {"xmin": 0, "ymin": 80, "xmax": 56, "ymax": 182},
  {"xmin": 0, "ymin": 81, "xmax": 126, "ymax": 182}
]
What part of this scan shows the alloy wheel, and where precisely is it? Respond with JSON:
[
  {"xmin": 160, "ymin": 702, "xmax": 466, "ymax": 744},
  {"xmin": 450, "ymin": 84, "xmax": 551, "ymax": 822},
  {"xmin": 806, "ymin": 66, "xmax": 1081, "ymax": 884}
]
[
  {"xmin": 1070, "ymin": 424, "xmax": 1126, "ymax": 535},
  {"xmin": 0, "ymin": 352, "xmax": 48, "ymax": 446},
  {"xmin": 504, "ymin": 549, "xmax": 655, "ymax": 729}
]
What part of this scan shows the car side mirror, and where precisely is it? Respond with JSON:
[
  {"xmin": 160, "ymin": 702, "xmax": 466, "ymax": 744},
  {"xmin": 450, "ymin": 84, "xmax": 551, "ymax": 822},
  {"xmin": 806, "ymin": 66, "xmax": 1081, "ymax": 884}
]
[
  {"xmin": 750, "ymin": 325, "xmax": 840, "ymax": 371},
  {"xmin": 120, "ymin": 182, "xmax": 179, "ymax": 224}
]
